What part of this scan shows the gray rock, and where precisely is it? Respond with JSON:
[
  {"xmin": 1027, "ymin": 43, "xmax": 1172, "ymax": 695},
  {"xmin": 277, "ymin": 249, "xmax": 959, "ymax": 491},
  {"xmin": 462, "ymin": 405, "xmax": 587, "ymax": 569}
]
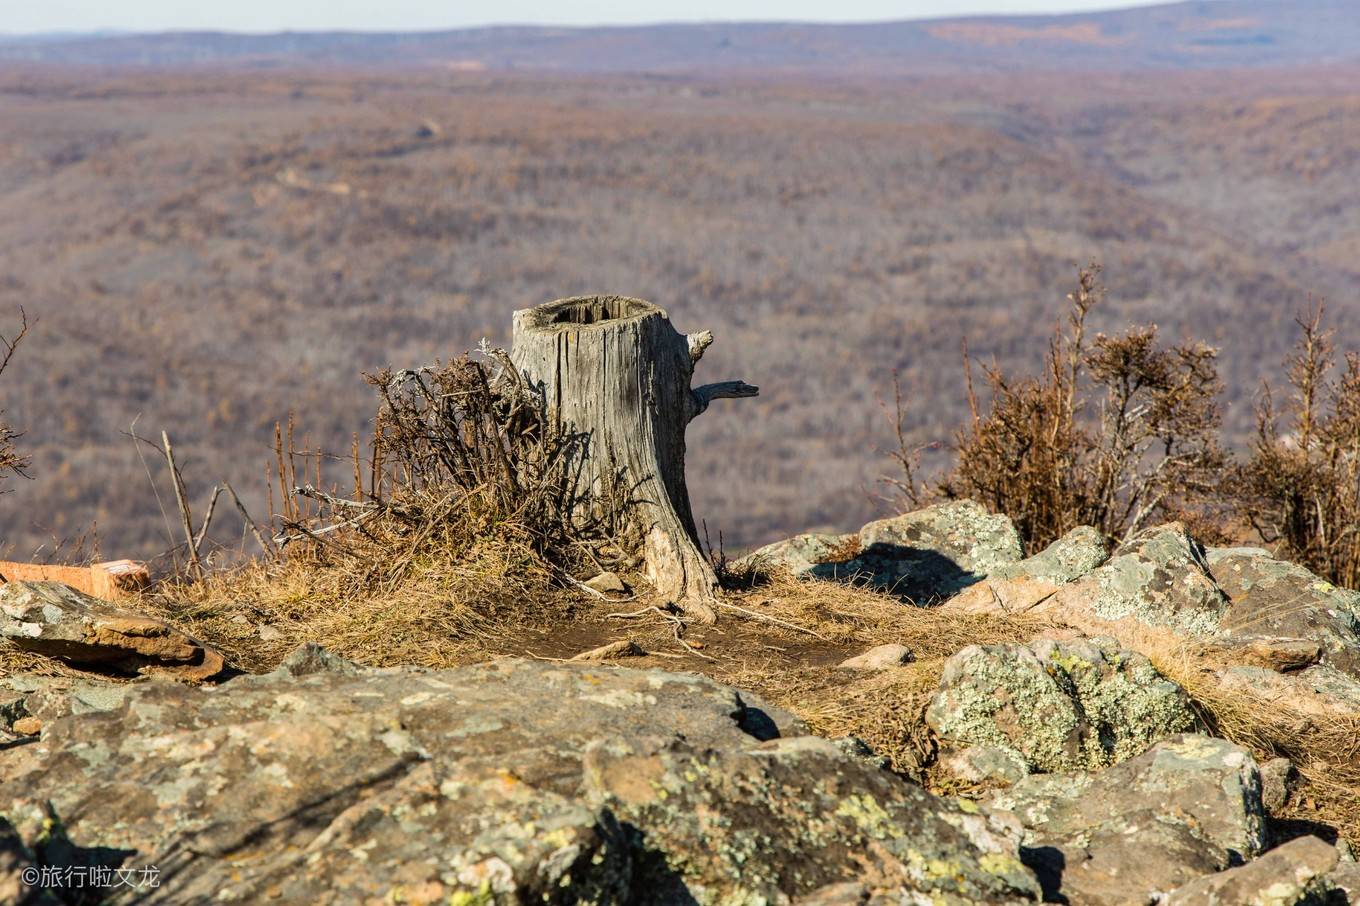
[
  {"xmin": 837, "ymin": 643, "xmax": 913, "ymax": 670},
  {"xmin": 828, "ymin": 500, "xmax": 1023, "ymax": 602},
  {"xmin": 989, "ymin": 734, "xmax": 1267, "ymax": 905},
  {"xmin": 736, "ymin": 532, "xmax": 856, "ymax": 576},
  {"xmin": 0, "ymin": 656, "xmax": 1042, "ymax": 905},
  {"xmin": 926, "ymin": 636, "xmax": 1198, "ymax": 773},
  {"xmin": 0, "ymin": 672, "xmax": 134, "ymax": 729},
  {"xmin": 946, "ymin": 526, "xmax": 1108, "ymax": 615},
  {"xmin": 1031, "ymin": 523, "xmax": 1230, "ymax": 635},
  {"xmin": 265, "ymin": 641, "xmax": 363, "ymax": 678},
  {"xmin": 1207, "ymin": 548, "xmax": 1360, "ymax": 678},
  {"xmin": 1163, "ymin": 834, "xmax": 1339, "ymax": 905},
  {"xmin": 1331, "ymin": 861, "xmax": 1360, "ymax": 902},
  {"xmin": 739, "ymin": 501, "xmax": 1023, "ymax": 604},
  {"xmin": 1216, "ymin": 664, "xmax": 1360, "ymax": 720},
  {"xmin": 937, "ymin": 745, "xmax": 1031, "ymax": 786},
  {"xmin": 1259, "ymin": 757, "xmax": 1296, "ymax": 813}
]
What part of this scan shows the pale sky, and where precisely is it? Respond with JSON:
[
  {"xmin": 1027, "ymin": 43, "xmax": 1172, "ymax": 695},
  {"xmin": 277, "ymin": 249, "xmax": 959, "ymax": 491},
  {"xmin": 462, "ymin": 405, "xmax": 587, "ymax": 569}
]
[{"xmin": 3, "ymin": 0, "xmax": 1180, "ymax": 35}]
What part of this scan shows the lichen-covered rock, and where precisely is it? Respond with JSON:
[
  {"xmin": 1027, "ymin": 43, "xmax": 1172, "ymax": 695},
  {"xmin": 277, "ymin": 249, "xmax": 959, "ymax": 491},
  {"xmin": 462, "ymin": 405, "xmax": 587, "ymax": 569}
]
[
  {"xmin": 1030, "ymin": 523, "xmax": 1230, "ymax": 635},
  {"xmin": 0, "ymin": 654, "xmax": 1041, "ymax": 905},
  {"xmin": 842, "ymin": 500, "xmax": 1022, "ymax": 601},
  {"xmin": 1258, "ymin": 757, "xmax": 1297, "ymax": 813},
  {"xmin": 739, "ymin": 501, "xmax": 1023, "ymax": 604},
  {"xmin": 736, "ymin": 532, "xmax": 857, "ymax": 575},
  {"xmin": 0, "ymin": 672, "xmax": 134, "ymax": 730},
  {"xmin": 988, "ymin": 734, "xmax": 1268, "ymax": 905},
  {"xmin": 926, "ymin": 636, "xmax": 1197, "ymax": 773},
  {"xmin": 1331, "ymin": 860, "xmax": 1360, "ymax": 904},
  {"xmin": 585, "ymin": 734, "xmax": 1040, "ymax": 904},
  {"xmin": 1162, "ymin": 834, "xmax": 1339, "ymax": 905},
  {"xmin": 0, "ymin": 581, "xmax": 228, "ymax": 681},
  {"xmin": 945, "ymin": 526, "xmax": 1108, "ymax": 616},
  {"xmin": 1207, "ymin": 548, "xmax": 1360, "ymax": 678}
]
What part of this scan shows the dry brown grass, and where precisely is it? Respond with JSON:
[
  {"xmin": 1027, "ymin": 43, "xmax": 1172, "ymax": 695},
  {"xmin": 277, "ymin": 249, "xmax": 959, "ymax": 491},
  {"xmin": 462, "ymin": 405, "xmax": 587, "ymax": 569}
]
[{"xmin": 145, "ymin": 529, "xmax": 577, "ymax": 672}]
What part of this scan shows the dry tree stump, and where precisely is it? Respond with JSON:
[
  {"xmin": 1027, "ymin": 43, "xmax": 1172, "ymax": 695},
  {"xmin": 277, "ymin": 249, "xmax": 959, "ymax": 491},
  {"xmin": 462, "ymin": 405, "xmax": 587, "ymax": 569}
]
[{"xmin": 511, "ymin": 295, "xmax": 757, "ymax": 622}]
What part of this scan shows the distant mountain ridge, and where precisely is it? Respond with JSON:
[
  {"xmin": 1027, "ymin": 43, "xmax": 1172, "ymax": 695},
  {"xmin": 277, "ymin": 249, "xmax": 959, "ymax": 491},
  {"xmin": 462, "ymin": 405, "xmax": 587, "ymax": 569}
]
[{"xmin": 1, "ymin": 0, "xmax": 1357, "ymax": 73}]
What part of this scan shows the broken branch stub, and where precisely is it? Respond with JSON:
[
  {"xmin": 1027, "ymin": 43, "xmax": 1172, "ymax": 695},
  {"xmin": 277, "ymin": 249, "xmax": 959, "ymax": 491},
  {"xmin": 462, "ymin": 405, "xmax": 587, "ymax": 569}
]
[{"xmin": 510, "ymin": 295, "xmax": 757, "ymax": 622}]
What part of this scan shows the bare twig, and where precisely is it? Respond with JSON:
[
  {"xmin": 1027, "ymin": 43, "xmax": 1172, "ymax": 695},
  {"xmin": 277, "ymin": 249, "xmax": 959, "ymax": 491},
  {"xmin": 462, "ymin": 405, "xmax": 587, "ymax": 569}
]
[
  {"xmin": 223, "ymin": 480, "xmax": 274, "ymax": 556},
  {"xmin": 716, "ymin": 601, "xmax": 830, "ymax": 641},
  {"xmin": 192, "ymin": 485, "xmax": 222, "ymax": 552},
  {"xmin": 162, "ymin": 431, "xmax": 202, "ymax": 578}
]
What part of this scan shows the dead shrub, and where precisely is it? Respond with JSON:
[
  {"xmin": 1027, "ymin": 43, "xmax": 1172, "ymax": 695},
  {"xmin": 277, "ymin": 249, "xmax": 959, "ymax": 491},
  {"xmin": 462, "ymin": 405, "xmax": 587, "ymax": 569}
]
[
  {"xmin": 1232, "ymin": 302, "xmax": 1360, "ymax": 586},
  {"xmin": 149, "ymin": 347, "xmax": 622, "ymax": 668},
  {"xmin": 0, "ymin": 310, "xmax": 30, "ymax": 489},
  {"xmin": 941, "ymin": 264, "xmax": 1225, "ymax": 553}
]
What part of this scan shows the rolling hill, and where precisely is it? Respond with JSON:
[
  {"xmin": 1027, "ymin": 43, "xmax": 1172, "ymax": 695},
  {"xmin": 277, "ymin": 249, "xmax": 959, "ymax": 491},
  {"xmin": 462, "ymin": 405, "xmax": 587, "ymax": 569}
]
[{"xmin": 0, "ymin": 1, "xmax": 1357, "ymax": 74}]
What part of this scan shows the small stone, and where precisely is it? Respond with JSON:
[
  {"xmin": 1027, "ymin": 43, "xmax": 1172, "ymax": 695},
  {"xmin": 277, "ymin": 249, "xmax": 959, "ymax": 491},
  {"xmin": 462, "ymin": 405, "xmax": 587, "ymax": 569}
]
[
  {"xmin": 830, "ymin": 735, "xmax": 891, "ymax": 770},
  {"xmin": 257, "ymin": 623, "xmax": 284, "ymax": 641},
  {"xmin": 1259, "ymin": 757, "xmax": 1296, "ymax": 812},
  {"xmin": 837, "ymin": 643, "xmax": 913, "ymax": 670},
  {"xmin": 9, "ymin": 717, "xmax": 40, "ymax": 736},
  {"xmin": 937, "ymin": 745, "xmax": 1029, "ymax": 786},
  {"xmin": 583, "ymin": 571, "xmax": 627, "ymax": 594}
]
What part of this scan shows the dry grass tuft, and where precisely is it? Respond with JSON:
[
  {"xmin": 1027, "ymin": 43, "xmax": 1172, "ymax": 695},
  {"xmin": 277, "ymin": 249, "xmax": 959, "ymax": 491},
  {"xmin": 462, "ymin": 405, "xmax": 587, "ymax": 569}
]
[
  {"xmin": 142, "ymin": 351, "xmax": 613, "ymax": 672},
  {"xmin": 146, "ymin": 529, "xmax": 576, "ymax": 672}
]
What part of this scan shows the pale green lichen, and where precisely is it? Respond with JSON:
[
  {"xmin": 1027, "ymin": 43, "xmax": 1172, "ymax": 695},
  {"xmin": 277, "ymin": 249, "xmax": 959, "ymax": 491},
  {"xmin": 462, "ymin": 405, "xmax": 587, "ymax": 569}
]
[{"xmin": 929, "ymin": 638, "xmax": 1196, "ymax": 773}]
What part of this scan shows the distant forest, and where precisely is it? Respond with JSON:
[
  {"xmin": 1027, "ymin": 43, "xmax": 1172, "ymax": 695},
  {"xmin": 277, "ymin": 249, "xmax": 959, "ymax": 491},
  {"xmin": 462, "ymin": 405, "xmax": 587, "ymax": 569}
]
[{"xmin": 1, "ymin": 57, "xmax": 1358, "ymax": 562}]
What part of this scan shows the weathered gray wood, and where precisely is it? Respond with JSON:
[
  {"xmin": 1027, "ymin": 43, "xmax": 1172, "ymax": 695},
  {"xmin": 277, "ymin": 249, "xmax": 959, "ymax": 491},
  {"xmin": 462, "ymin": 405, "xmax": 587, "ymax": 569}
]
[{"xmin": 510, "ymin": 295, "xmax": 756, "ymax": 622}]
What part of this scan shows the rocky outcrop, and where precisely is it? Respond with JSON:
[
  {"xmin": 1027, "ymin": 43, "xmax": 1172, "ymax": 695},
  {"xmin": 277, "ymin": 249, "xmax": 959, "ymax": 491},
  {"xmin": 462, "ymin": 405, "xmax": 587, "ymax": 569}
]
[
  {"xmin": 945, "ymin": 526, "xmax": 1108, "ymax": 615},
  {"xmin": 741, "ymin": 500, "xmax": 1023, "ymax": 602},
  {"xmin": 927, "ymin": 636, "xmax": 1198, "ymax": 773},
  {"xmin": 0, "ymin": 581, "xmax": 227, "ymax": 681},
  {"xmin": 988, "ymin": 734, "xmax": 1268, "ymax": 905},
  {"xmin": 1162, "ymin": 834, "xmax": 1338, "ymax": 905},
  {"xmin": 1027, "ymin": 523, "xmax": 1229, "ymax": 634},
  {"xmin": 0, "ymin": 650, "xmax": 1043, "ymax": 905},
  {"xmin": 1208, "ymin": 547, "xmax": 1360, "ymax": 678},
  {"xmin": 1, "ymin": 672, "xmax": 133, "ymax": 740},
  {"xmin": 1214, "ymin": 663, "xmax": 1360, "ymax": 720}
]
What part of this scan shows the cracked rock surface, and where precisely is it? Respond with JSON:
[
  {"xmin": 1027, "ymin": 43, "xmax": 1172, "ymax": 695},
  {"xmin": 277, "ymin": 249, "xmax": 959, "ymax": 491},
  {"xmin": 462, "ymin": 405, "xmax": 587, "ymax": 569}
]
[{"xmin": 0, "ymin": 648, "xmax": 1042, "ymax": 905}]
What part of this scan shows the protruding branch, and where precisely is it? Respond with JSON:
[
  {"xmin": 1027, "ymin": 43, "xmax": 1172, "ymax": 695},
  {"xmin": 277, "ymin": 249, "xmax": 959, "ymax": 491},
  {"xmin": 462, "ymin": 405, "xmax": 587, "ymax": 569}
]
[
  {"xmin": 686, "ymin": 330, "xmax": 714, "ymax": 362},
  {"xmin": 690, "ymin": 380, "xmax": 759, "ymax": 419}
]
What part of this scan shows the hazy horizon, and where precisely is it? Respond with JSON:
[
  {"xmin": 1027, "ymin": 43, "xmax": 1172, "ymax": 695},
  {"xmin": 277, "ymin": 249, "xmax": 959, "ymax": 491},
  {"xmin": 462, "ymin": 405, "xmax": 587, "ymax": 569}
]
[{"xmin": 2, "ymin": 0, "xmax": 1189, "ymax": 37}]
